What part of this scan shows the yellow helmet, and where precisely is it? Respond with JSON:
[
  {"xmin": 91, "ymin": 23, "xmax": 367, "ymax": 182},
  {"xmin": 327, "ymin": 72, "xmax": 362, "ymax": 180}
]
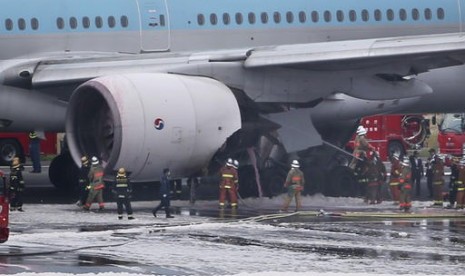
[
  {"xmin": 117, "ymin": 167, "xmax": 126, "ymax": 176},
  {"xmin": 81, "ymin": 156, "xmax": 88, "ymax": 164}
]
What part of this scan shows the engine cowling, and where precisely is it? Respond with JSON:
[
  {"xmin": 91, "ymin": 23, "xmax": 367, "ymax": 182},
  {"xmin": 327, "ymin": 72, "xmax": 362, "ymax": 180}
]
[{"xmin": 66, "ymin": 73, "xmax": 241, "ymax": 181}]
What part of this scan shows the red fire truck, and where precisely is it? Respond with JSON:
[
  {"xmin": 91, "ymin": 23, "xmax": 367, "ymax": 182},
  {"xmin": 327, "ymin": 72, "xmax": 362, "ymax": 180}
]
[
  {"xmin": 0, "ymin": 132, "xmax": 58, "ymax": 166},
  {"xmin": 0, "ymin": 172, "xmax": 9, "ymax": 243},
  {"xmin": 437, "ymin": 113, "xmax": 465, "ymax": 156},
  {"xmin": 346, "ymin": 114, "xmax": 429, "ymax": 161}
]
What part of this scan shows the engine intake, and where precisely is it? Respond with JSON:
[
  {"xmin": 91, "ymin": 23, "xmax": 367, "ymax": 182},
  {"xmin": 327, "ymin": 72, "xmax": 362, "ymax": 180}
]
[{"xmin": 66, "ymin": 73, "xmax": 241, "ymax": 181}]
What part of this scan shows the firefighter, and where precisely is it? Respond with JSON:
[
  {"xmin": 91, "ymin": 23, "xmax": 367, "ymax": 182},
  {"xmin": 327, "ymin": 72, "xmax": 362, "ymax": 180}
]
[
  {"xmin": 424, "ymin": 148, "xmax": 436, "ymax": 198},
  {"xmin": 280, "ymin": 160, "xmax": 305, "ymax": 212},
  {"xmin": 399, "ymin": 156, "xmax": 413, "ymax": 212},
  {"xmin": 83, "ymin": 156, "xmax": 105, "ymax": 211},
  {"xmin": 374, "ymin": 151, "xmax": 387, "ymax": 204},
  {"xmin": 152, "ymin": 168, "xmax": 174, "ymax": 218},
  {"xmin": 28, "ymin": 131, "xmax": 41, "ymax": 173},
  {"xmin": 409, "ymin": 150, "xmax": 424, "ymax": 197},
  {"xmin": 455, "ymin": 158, "xmax": 465, "ymax": 209},
  {"xmin": 388, "ymin": 153, "xmax": 402, "ymax": 204},
  {"xmin": 349, "ymin": 125, "xmax": 375, "ymax": 169},
  {"xmin": 447, "ymin": 156, "xmax": 459, "ymax": 209},
  {"xmin": 431, "ymin": 154, "xmax": 445, "ymax": 207},
  {"xmin": 113, "ymin": 167, "xmax": 134, "ymax": 220},
  {"xmin": 353, "ymin": 151, "xmax": 369, "ymax": 200},
  {"xmin": 76, "ymin": 155, "xmax": 90, "ymax": 207},
  {"xmin": 9, "ymin": 157, "xmax": 25, "ymax": 211},
  {"xmin": 365, "ymin": 152, "xmax": 380, "ymax": 204},
  {"xmin": 219, "ymin": 158, "xmax": 239, "ymax": 209}
]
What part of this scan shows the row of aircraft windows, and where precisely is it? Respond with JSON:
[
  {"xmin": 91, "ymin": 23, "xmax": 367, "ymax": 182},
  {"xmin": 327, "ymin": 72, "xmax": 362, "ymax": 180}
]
[
  {"xmin": 197, "ymin": 8, "xmax": 446, "ymax": 26},
  {"xmin": 1, "ymin": 15, "xmax": 130, "ymax": 31}
]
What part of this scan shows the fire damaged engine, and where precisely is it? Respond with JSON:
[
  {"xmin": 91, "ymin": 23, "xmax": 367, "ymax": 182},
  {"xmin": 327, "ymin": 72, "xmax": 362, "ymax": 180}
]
[{"xmin": 347, "ymin": 114, "xmax": 430, "ymax": 161}]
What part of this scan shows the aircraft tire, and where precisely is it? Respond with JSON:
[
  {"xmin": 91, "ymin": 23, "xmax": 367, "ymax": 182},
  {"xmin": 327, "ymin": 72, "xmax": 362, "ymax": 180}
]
[{"xmin": 48, "ymin": 152, "xmax": 79, "ymax": 192}]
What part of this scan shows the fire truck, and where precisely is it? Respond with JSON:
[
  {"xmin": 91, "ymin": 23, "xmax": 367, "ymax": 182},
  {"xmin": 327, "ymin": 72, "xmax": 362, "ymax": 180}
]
[
  {"xmin": 346, "ymin": 114, "xmax": 429, "ymax": 161},
  {"xmin": 437, "ymin": 113, "xmax": 465, "ymax": 156},
  {"xmin": 0, "ymin": 132, "xmax": 58, "ymax": 166},
  {"xmin": 0, "ymin": 172, "xmax": 8, "ymax": 243}
]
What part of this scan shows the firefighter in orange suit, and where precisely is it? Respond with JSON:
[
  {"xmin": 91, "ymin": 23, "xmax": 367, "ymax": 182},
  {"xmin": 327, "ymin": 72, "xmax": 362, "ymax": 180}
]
[
  {"xmin": 455, "ymin": 158, "xmax": 465, "ymax": 209},
  {"xmin": 432, "ymin": 154, "xmax": 445, "ymax": 207},
  {"xmin": 83, "ymin": 156, "xmax": 105, "ymax": 211},
  {"xmin": 281, "ymin": 160, "xmax": 305, "ymax": 212},
  {"xmin": 219, "ymin": 158, "xmax": 238, "ymax": 209},
  {"xmin": 349, "ymin": 126, "xmax": 375, "ymax": 169},
  {"xmin": 389, "ymin": 153, "xmax": 402, "ymax": 204},
  {"xmin": 399, "ymin": 157, "xmax": 413, "ymax": 212}
]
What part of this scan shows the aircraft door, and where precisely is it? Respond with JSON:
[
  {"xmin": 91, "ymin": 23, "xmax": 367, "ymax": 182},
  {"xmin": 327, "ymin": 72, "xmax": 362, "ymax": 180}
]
[{"xmin": 137, "ymin": 0, "xmax": 170, "ymax": 51}]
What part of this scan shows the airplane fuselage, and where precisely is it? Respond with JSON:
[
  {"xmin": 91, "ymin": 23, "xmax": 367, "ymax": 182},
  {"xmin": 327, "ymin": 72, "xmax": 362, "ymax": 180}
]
[{"xmin": 0, "ymin": 0, "xmax": 464, "ymax": 59}]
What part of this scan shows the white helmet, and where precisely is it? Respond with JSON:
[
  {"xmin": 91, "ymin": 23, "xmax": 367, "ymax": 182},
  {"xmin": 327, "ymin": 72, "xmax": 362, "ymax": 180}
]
[
  {"xmin": 356, "ymin": 125, "xmax": 367, "ymax": 135},
  {"xmin": 91, "ymin": 156, "xmax": 99, "ymax": 165},
  {"xmin": 392, "ymin": 153, "xmax": 400, "ymax": 160},
  {"xmin": 233, "ymin": 160, "xmax": 239, "ymax": 169},
  {"xmin": 226, "ymin": 158, "xmax": 233, "ymax": 167},
  {"xmin": 291, "ymin": 160, "xmax": 300, "ymax": 168}
]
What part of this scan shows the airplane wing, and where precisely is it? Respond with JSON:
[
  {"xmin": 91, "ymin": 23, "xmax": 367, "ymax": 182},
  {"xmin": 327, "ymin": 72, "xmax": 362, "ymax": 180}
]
[{"xmin": 15, "ymin": 32, "xmax": 465, "ymax": 93}]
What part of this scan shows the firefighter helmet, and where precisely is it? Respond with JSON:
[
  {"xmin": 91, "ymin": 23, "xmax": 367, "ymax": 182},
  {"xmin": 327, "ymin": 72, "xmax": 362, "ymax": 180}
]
[
  {"xmin": 226, "ymin": 158, "xmax": 233, "ymax": 167},
  {"xmin": 356, "ymin": 125, "xmax": 367, "ymax": 136},
  {"xmin": 117, "ymin": 167, "xmax": 126, "ymax": 176},
  {"xmin": 233, "ymin": 160, "xmax": 239, "ymax": 169},
  {"xmin": 91, "ymin": 156, "xmax": 99, "ymax": 165},
  {"xmin": 392, "ymin": 153, "xmax": 400, "ymax": 160},
  {"xmin": 81, "ymin": 156, "xmax": 88, "ymax": 164},
  {"xmin": 291, "ymin": 159, "xmax": 300, "ymax": 168}
]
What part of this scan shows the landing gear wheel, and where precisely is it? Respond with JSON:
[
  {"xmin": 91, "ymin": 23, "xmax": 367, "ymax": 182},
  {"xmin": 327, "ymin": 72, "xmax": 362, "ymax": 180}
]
[
  {"xmin": 326, "ymin": 166, "xmax": 359, "ymax": 197},
  {"xmin": 49, "ymin": 152, "xmax": 79, "ymax": 192},
  {"xmin": 0, "ymin": 139, "xmax": 23, "ymax": 166}
]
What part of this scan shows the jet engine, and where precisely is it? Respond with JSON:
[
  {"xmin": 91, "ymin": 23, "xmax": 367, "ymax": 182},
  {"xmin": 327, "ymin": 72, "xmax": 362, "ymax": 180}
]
[{"xmin": 65, "ymin": 73, "xmax": 241, "ymax": 181}]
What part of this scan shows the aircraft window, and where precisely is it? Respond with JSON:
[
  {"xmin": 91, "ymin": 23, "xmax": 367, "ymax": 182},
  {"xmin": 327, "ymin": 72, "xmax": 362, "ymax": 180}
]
[
  {"xmin": 260, "ymin": 12, "xmax": 268, "ymax": 23},
  {"xmin": 311, "ymin": 11, "xmax": 319, "ymax": 23},
  {"xmin": 323, "ymin": 11, "xmax": 331, "ymax": 22},
  {"xmin": 387, "ymin": 9, "xmax": 394, "ymax": 21},
  {"xmin": 437, "ymin": 8, "xmax": 445, "ymax": 20},
  {"xmin": 273, "ymin": 12, "xmax": 281, "ymax": 23},
  {"xmin": 286, "ymin": 11, "xmax": 294, "ymax": 23},
  {"xmin": 160, "ymin": 14, "xmax": 165, "ymax": 26},
  {"xmin": 108, "ymin": 16, "xmax": 116, "ymax": 28},
  {"xmin": 399, "ymin": 9, "xmax": 407, "ymax": 21},
  {"xmin": 223, "ymin": 13, "xmax": 230, "ymax": 25},
  {"xmin": 197, "ymin": 14, "xmax": 205, "ymax": 25},
  {"xmin": 349, "ymin": 10, "xmax": 356, "ymax": 22},
  {"xmin": 210, "ymin": 13, "xmax": 218, "ymax": 25},
  {"xmin": 95, "ymin": 16, "xmax": 103, "ymax": 28},
  {"xmin": 424, "ymin": 8, "xmax": 432, "ymax": 20},
  {"xmin": 5, "ymin": 19, "xmax": 13, "ymax": 31},
  {"xmin": 120, "ymin": 15, "xmax": 129, "ymax": 27},
  {"xmin": 374, "ymin": 9, "xmax": 382, "ymax": 21},
  {"xmin": 82, "ymin": 17, "xmax": 90, "ymax": 28},
  {"xmin": 56, "ymin": 17, "xmax": 65, "ymax": 29},
  {"xmin": 361, "ymin": 9, "xmax": 369, "ymax": 21},
  {"xmin": 235, "ymin": 13, "xmax": 243, "ymax": 25},
  {"xmin": 248, "ymin": 12, "xmax": 256, "ymax": 24},
  {"xmin": 298, "ymin": 11, "xmax": 306, "ymax": 23},
  {"xmin": 412, "ymin": 8, "xmax": 419, "ymax": 20},
  {"xmin": 31, "ymin": 18, "xmax": 39, "ymax": 30},
  {"xmin": 70, "ymin": 17, "xmax": 77, "ymax": 29},
  {"xmin": 336, "ymin": 10, "xmax": 344, "ymax": 22},
  {"xmin": 18, "ymin": 18, "xmax": 26, "ymax": 30}
]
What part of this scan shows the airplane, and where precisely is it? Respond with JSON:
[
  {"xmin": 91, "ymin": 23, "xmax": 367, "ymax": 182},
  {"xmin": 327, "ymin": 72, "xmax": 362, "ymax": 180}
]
[{"xmin": 1, "ymin": 0, "xmax": 465, "ymax": 197}]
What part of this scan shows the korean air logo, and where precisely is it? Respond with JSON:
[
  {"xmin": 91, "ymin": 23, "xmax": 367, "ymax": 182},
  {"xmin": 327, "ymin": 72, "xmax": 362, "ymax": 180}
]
[{"xmin": 154, "ymin": 118, "xmax": 165, "ymax": 130}]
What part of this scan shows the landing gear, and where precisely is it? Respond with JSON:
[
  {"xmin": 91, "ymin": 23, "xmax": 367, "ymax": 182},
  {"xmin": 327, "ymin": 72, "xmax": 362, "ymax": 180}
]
[{"xmin": 49, "ymin": 152, "xmax": 79, "ymax": 192}]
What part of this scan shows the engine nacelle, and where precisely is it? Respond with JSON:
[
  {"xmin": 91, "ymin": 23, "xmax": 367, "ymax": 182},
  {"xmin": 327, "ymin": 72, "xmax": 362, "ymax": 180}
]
[{"xmin": 66, "ymin": 73, "xmax": 241, "ymax": 181}]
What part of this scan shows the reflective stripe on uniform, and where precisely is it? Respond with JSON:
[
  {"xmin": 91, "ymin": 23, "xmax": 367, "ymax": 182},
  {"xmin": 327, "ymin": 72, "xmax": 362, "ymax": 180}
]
[
  {"xmin": 222, "ymin": 174, "xmax": 234, "ymax": 178},
  {"xmin": 390, "ymin": 182, "xmax": 399, "ymax": 186},
  {"xmin": 433, "ymin": 181, "xmax": 443, "ymax": 185},
  {"xmin": 457, "ymin": 188, "xmax": 465, "ymax": 191}
]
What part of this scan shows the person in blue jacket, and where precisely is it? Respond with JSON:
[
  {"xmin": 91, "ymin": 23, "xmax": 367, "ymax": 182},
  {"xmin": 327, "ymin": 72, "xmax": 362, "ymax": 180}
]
[{"xmin": 152, "ymin": 168, "xmax": 174, "ymax": 218}]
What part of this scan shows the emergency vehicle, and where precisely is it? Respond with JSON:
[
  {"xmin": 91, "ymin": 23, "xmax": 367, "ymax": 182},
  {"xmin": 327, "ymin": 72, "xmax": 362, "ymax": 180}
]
[
  {"xmin": 0, "ymin": 172, "xmax": 9, "ymax": 243},
  {"xmin": 346, "ymin": 114, "xmax": 429, "ymax": 161},
  {"xmin": 0, "ymin": 132, "xmax": 58, "ymax": 166},
  {"xmin": 437, "ymin": 113, "xmax": 465, "ymax": 156}
]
